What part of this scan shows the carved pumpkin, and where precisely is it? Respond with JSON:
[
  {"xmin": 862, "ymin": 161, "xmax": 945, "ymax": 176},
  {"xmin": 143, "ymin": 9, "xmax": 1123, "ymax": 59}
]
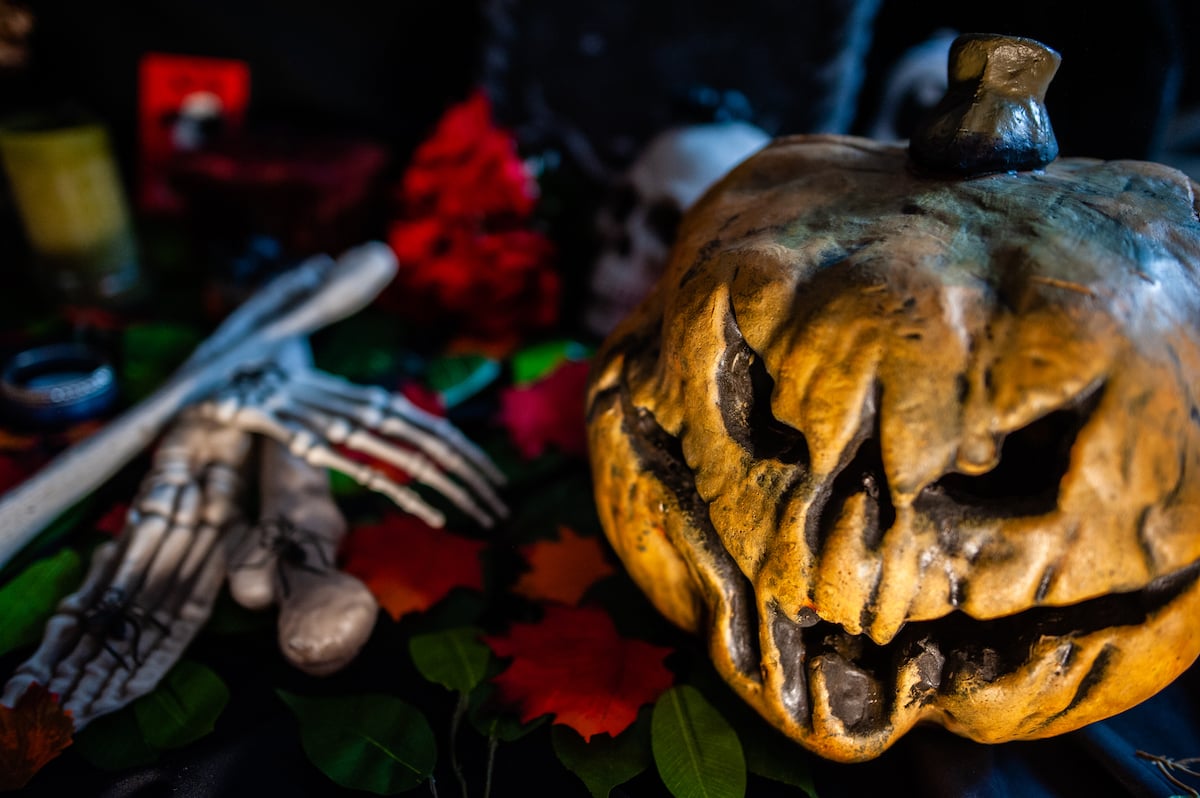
[{"xmin": 586, "ymin": 34, "xmax": 1200, "ymax": 762}]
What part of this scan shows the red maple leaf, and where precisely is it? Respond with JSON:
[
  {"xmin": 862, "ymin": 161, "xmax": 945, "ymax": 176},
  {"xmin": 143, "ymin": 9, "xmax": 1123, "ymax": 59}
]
[
  {"xmin": 497, "ymin": 359, "xmax": 590, "ymax": 460},
  {"xmin": 512, "ymin": 526, "xmax": 616, "ymax": 606},
  {"xmin": 397, "ymin": 380, "xmax": 445, "ymax": 418},
  {"xmin": 340, "ymin": 513, "xmax": 486, "ymax": 621},
  {"xmin": 0, "ymin": 683, "xmax": 74, "ymax": 790},
  {"xmin": 483, "ymin": 604, "xmax": 674, "ymax": 741},
  {"xmin": 94, "ymin": 502, "xmax": 130, "ymax": 537}
]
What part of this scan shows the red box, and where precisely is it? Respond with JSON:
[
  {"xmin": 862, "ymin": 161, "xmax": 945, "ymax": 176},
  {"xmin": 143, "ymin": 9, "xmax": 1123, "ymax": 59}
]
[{"xmin": 137, "ymin": 53, "xmax": 250, "ymax": 214}]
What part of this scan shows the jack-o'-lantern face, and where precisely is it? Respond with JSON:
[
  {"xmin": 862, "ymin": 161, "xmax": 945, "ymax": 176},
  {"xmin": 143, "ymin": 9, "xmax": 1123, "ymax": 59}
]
[{"xmin": 586, "ymin": 35, "xmax": 1200, "ymax": 762}]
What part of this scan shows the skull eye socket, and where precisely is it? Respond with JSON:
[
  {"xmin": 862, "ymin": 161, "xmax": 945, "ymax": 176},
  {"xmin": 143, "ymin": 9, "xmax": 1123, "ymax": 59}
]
[
  {"xmin": 924, "ymin": 383, "xmax": 1104, "ymax": 517},
  {"xmin": 614, "ymin": 234, "xmax": 632, "ymax": 257},
  {"xmin": 607, "ymin": 184, "xmax": 638, "ymax": 223},
  {"xmin": 645, "ymin": 200, "xmax": 683, "ymax": 246}
]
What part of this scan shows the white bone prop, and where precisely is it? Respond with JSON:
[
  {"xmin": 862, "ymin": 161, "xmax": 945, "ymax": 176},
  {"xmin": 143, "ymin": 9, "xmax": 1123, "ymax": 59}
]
[
  {"xmin": 1, "ymin": 410, "xmax": 254, "ymax": 728},
  {"xmin": 0, "ymin": 242, "xmax": 398, "ymax": 568},
  {"xmin": 583, "ymin": 121, "xmax": 770, "ymax": 338}
]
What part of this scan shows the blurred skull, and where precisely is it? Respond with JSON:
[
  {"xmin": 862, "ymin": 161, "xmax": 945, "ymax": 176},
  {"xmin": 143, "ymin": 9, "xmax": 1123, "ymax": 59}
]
[
  {"xmin": 868, "ymin": 29, "xmax": 957, "ymax": 142},
  {"xmin": 584, "ymin": 121, "xmax": 770, "ymax": 337}
]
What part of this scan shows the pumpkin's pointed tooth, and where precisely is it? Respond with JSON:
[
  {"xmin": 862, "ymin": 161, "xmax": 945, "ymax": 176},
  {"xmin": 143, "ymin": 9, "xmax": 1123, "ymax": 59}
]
[
  {"xmin": 814, "ymin": 491, "xmax": 880, "ymax": 637},
  {"xmin": 888, "ymin": 636, "xmax": 945, "ymax": 737},
  {"xmin": 865, "ymin": 510, "xmax": 925, "ymax": 646}
]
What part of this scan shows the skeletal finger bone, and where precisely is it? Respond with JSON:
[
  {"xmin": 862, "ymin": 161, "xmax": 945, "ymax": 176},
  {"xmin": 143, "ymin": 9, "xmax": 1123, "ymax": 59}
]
[
  {"xmin": 0, "ymin": 242, "xmax": 398, "ymax": 568},
  {"xmin": 283, "ymin": 335, "xmax": 507, "ymax": 502},
  {"xmin": 200, "ymin": 381, "xmax": 450, "ymax": 529},
  {"xmin": 0, "ymin": 541, "xmax": 122, "ymax": 709},
  {"xmin": 1, "ymin": 413, "xmax": 254, "ymax": 728},
  {"xmin": 227, "ymin": 521, "xmax": 283, "ymax": 611},
  {"xmin": 67, "ymin": 522, "xmax": 227, "ymax": 723},
  {"xmin": 197, "ymin": 337, "xmax": 508, "ymax": 528},
  {"xmin": 294, "ymin": 368, "xmax": 508, "ymax": 490}
]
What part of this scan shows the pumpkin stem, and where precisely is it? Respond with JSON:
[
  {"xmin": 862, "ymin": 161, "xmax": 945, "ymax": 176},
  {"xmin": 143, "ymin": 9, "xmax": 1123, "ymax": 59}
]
[{"xmin": 909, "ymin": 33, "xmax": 1060, "ymax": 176}]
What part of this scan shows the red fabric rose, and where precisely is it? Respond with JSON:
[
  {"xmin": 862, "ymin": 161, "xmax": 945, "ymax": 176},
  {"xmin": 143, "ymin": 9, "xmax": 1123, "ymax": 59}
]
[
  {"xmin": 380, "ymin": 89, "xmax": 558, "ymax": 339},
  {"xmin": 498, "ymin": 359, "xmax": 590, "ymax": 460}
]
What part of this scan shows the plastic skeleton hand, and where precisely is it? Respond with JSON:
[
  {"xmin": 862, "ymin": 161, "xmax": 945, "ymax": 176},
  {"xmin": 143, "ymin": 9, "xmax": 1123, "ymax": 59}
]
[
  {"xmin": 195, "ymin": 346, "xmax": 508, "ymax": 530},
  {"xmin": 0, "ymin": 242, "xmax": 400, "ymax": 567},
  {"xmin": 1, "ymin": 410, "xmax": 253, "ymax": 729},
  {"xmin": 227, "ymin": 437, "xmax": 378, "ymax": 676}
]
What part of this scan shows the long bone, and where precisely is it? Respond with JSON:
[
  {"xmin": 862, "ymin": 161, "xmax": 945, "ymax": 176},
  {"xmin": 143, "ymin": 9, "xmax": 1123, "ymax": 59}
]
[{"xmin": 0, "ymin": 242, "xmax": 398, "ymax": 567}]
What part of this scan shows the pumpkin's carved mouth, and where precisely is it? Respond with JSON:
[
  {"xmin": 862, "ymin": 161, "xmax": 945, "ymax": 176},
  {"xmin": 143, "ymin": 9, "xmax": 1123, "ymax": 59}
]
[
  {"xmin": 608, "ymin": 373, "xmax": 1200, "ymax": 740},
  {"xmin": 769, "ymin": 560, "xmax": 1199, "ymax": 735}
]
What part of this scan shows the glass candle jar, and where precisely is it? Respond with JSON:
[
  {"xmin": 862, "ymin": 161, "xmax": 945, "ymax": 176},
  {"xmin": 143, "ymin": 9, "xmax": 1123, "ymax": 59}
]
[{"xmin": 0, "ymin": 115, "xmax": 140, "ymax": 305}]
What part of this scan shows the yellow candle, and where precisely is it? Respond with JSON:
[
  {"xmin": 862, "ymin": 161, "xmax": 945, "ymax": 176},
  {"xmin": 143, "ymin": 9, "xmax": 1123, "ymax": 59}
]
[{"xmin": 0, "ymin": 120, "xmax": 139, "ymax": 304}]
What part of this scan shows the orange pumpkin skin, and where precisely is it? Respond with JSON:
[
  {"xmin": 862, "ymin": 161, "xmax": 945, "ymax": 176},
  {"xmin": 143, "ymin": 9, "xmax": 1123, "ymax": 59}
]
[{"xmin": 586, "ymin": 134, "xmax": 1200, "ymax": 762}]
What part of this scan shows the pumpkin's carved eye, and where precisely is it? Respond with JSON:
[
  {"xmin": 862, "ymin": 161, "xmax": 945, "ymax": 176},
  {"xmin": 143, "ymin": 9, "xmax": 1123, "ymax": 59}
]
[
  {"xmin": 621, "ymin": 388, "xmax": 764, "ymax": 680},
  {"xmin": 718, "ymin": 310, "xmax": 810, "ymax": 465},
  {"xmin": 925, "ymin": 381, "xmax": 1104, "ymax": 518}
]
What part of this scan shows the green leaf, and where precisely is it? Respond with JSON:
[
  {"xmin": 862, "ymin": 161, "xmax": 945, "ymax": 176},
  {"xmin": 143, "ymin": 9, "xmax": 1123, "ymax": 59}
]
[
  {"xmin": 203, "ymin": 589, "xmax": 273, "ymax": 636},
  {"xmin": 121, "ymin": 322, "xmax": 202, "ymax": 403},
  {"xmin": 0, "ymin": 548, "xmax": 82, "ymax": 656},
  {"xmin": 329, "ymin": 468, "xmax": 367, "ymax": 498},
  {"xmin": 133, "ymin": 659, "xmax": 230, "ymax": 749},
  {"xmin": 651, "ymin": 685, "xmax": 746, "ymax": 798},
  {"xmin": 409, "ymin": 626, "xmax": 491, "ymax": 694},
  {"xmin": 311, "ymin": 312, "xmax": 415, "ymax": 384},
  {"xmin": 682, "ymin": 666, "xmax": 816, "ymax": 795},
  {"xmin": 552, "ymin": 709, "xmax": 652, "ymax": 798},
  {"xmin": 468, "ymin": 683, "xmax": 546, "ymax": 743},
  {"xmin": 740, "ymin": 717, "xmax": 817, "ymax": 795},
  {"xmin": 278, "ymin": 691, "xmax": 437, "ymax": 794},
  {"xmin": 511, "ymin": 339, "xmax": 592, "ymax": 385},
  {"xmin": 72, "ymin": 705, "xmax": 160, "ymax": 770}
]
